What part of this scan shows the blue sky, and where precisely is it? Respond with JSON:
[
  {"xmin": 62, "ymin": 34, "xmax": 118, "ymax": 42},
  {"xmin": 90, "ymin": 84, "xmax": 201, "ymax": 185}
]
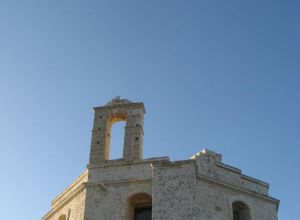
[{"xmin": 0, "ymin": 0, "xmax": 299, "ymax": 219}]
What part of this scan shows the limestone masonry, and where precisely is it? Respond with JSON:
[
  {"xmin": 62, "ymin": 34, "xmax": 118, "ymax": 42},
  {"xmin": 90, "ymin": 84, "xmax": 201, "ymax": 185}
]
[{"xmin": 42, "ymin": 97, "xmax": 279, "ymax": 220}]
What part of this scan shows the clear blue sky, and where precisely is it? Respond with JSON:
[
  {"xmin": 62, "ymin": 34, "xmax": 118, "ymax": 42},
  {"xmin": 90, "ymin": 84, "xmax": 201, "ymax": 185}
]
[{"xmin": 0, "ymin": 0, "xmax": 299, "ymax": 219}]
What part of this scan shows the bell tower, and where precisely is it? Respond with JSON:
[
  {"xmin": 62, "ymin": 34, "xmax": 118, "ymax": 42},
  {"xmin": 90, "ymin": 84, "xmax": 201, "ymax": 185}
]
[{"xmin": 88, "ymin": 97, "xmax": 146, "ymax": 165}]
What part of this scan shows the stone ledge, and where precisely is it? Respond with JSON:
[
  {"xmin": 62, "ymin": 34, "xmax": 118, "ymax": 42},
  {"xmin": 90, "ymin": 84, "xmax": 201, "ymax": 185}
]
[
  {"xmin": 241, "ymin": 174, "xmax": 269, "ymax": 188},
  {"xmin": 217, "ymin": 162, "xmax": 241, "ymax": 174},
  {"xmin": 151, "ymin": 159, "xmax": 194, "ymax": 168},
  {"xmin": 196, "ymin": 174, "xmax": 280, "ymax": 211},
  {"xmin": 51, "ymin": 170, "xmax": 88, "ymax": 207},
  {"xmin": 87, "ymin": 157, "xmax": 169, "ymax": 169},
  {"xmin": 85, "ymin": 178, "xmax": 152, "ymax": 188},
  {"xmin": 94, "ymin": 102, "xmax": 146, "ymax": 113},
  {"xmin": 43, "ymin": 183, "xmax": 86, "ymax": 220}
]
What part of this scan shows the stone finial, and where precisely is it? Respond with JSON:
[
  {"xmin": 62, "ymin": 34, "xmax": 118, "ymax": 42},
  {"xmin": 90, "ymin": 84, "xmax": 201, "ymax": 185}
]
[
  {"xmin": 105, "ymin": 96, "xmax": 132, "ymax": 106},
  {"xmin": 191, "ymin": 149, "xmax": 222, "ymax": 162}
]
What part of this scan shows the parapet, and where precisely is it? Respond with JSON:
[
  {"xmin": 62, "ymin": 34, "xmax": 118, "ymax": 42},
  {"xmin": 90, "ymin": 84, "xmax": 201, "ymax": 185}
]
[{"xmin": 192, "ymin": 149, "xmax": 270, "ymax": 195}]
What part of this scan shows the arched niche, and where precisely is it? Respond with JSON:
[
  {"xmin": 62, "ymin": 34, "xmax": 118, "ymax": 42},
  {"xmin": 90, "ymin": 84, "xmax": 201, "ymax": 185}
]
[
  {"xmin": 126, "ymin": 193, "xmax": 152, "ymax": 220},
  {"xmin": 232, "ymin": 201, "xmax": 251, "ymax": 220}
]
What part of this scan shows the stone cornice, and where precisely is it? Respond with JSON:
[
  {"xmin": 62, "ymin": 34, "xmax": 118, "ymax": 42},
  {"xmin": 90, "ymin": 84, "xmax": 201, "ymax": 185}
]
[
  {"xmin": 42, "ymin": 182, "xmax": 86, "ymax": 220},
  {"xmin": 51, "ymin": 170, "xmax": 88, "ymax": 207},
  {"xmin": 196, "ymin": 174, "xmax": 280, "ymax": 210},
  {"xmin": 87, "ymin": 157, "xmax": 169, "ymax": 169},
  {"xmin": 94, "ymin": 102, "xmax": 146, "ymax": 113},
  {"xmin": 84, "ymin": 178, "xmax": 152, "ymax": 190}
]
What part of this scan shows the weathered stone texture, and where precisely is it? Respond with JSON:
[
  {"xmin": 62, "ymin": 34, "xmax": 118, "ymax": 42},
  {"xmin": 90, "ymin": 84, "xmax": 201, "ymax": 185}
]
[
  {"xmin": 43, "ymin": 171, "xmax": 87, "ymax": 220},
  {"xmin": 84, "ymin": 180, "xmax": 152, "ymax": 220},
  {"xmin": 42, "ymin": 98, "xmax": 279, "ymax": 220},
  {"xmin": 152, "ymin": 162, "xmax": 198, "ymax": 220}
]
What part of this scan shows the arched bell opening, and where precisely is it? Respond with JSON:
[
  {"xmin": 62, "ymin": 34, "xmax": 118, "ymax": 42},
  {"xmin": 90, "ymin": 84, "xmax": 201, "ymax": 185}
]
[{"xmin": 106, "ymin": 114, "xmax": 127, "ymax": 160}]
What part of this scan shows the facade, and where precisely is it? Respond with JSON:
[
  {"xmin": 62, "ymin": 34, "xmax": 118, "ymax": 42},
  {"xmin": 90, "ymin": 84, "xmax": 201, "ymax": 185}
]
[{"xmin": 42, "ymin": 97, "xmax": 279, "ymax": 220}]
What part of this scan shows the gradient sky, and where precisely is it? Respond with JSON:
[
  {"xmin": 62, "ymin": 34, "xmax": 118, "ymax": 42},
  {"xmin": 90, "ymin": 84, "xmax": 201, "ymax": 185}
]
[{"xmin": 0, "ymin": 1, "xmax": 299, "ymax": 219}]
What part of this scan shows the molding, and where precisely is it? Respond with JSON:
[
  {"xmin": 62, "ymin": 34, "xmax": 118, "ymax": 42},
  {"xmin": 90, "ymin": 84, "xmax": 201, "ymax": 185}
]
[
  {"xmin": 196, "ymin": 174, "xmax": 280, "ymax": 210},
  {"xmin": 94, "ymin": 102, "xmax": 146, "ymax": 113},
  {"xmin": 51, "ymin": 170, "xmax": 88, "ymax": 206},
  {"xmin": 241, "ymin": 174, "xmax": 269, "ymax": 188},
  {"xmin": 85, "ymin": 178, "xmax": 152, "ymax": 188},
  {"xmin": 87, "ymin": 157, "xmax": 169, "ymax": 169},
  {"xmin": 42, "ymin": 183, "xmax": 86, "ymax": 220},
  {"xmin": 151, "ymin": 159, "xmax": 194, "ymax": 167},
  {"xmin": 217, "ymin": 162, "xmax": 241, "ymax": 174},
  {"xmin": 83, "ymin": 181, "xmax": 107, "ymax": 191},
  {"xmin": 216, "ymin": 162, "xmax": 269, "ymax": 188}
]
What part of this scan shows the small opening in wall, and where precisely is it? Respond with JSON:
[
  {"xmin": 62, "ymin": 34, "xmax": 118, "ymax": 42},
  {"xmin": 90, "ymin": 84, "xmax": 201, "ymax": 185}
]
[
  {"xmin": 127, "ymin": 193, "xmax": 152, "ymax": 220},
  {"xmin": 110, "ymin": 121, "xmax": 126, "ymax": 159},
  {"xmin": 232, "ymin": 201, "xmax": 251, "ymax": 220},
  {"xmin": 134, "ymin": 207, "xmax": 152, "ymax": 220}
]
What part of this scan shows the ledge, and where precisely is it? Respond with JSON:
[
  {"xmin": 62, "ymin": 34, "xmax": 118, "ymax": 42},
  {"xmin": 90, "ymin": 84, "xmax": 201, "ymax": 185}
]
[
  {"xmin": 196, "ymin": 174, "xmax": 280, "ymax": 210},
  {"xmin": 151, "ymin": 159, "xmax": 194, "ymax": 167},
  {"xmin": 216, "ymin": 162, "xmax": 269, "ymax": 188},
  {"xmin": 217, "ymin": 162, "xmax": 241, "ymax": 174},
  {"xmin": 94, "ymin": 102, "xmax": 146, "ymax": 113},
  {"xmin": 241, "ymin": 174, "xmax": 269, "ymax": 188},
  {"xmin": 51, "ymin": 170, "xmax": 88, "ymax": 207},
  {"xmin": 43, "ymin": 182, "xmax": 86, "ymax": 220},
  {"xmin": 85, "ymin": 178, "xmax": 152, "ymax": 188},
  {"xmin": 88, "ymin": 157, "xmax": 169, "ymax": 169}
]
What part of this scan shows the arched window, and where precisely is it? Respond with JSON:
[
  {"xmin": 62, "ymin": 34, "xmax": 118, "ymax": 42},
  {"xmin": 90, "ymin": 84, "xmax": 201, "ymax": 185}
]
[
  {"xmin": 127, "ymin": 193, "xmax": 152, "ymax": 220},
  {"xmin": 58, "ymin": 214, "xmax": 66, "ymax": 220},
  {"xmin": 232, "ymin": 201, "xmax": 251, "ymax": 220},
  {"xmin": 109, "ymin": 121, "xmax": 126, "ymax": 159}
]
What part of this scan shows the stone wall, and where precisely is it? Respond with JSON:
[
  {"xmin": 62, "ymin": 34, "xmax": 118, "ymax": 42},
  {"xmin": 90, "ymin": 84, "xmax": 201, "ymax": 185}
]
[
  {"xmin": 152, "ymin": 161, "xmax": 198, "ymax": 220},
  {"xmin": 42, "ymin": 171, "xmax": 87, "ymax": 220},
  {"xmin": 43, "ymin": 150, "xmax": 279, "ymax": 220}
]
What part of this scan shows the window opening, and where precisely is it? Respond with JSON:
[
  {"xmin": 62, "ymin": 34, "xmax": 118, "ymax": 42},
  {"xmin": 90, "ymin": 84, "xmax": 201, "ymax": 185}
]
[
  {"xmin": 109, "ymin": 121, "xmax": 126, "ymax": 159},
  {"xmin": 134, "ymin": 207, "xmax": 152, "ymax": 220},
  {"xmin": 127, "ymin": 193, "xmax": 152, "ymax": 220},
  {"xmin": 232, "ymin": 201, "xmax": 251, "ymax": 220}
]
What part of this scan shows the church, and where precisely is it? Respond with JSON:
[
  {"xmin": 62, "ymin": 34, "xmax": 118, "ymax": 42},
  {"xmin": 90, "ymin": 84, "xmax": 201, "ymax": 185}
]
[{"xmin": 42, "ymin": 97, "xmax": 279, "ymax": 220}]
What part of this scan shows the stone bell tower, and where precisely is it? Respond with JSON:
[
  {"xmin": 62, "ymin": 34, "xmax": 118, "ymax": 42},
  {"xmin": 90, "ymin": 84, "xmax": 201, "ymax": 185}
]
[{"xmin": 88, "ymin": 97, "xmax": 146, "ymax": 164}]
